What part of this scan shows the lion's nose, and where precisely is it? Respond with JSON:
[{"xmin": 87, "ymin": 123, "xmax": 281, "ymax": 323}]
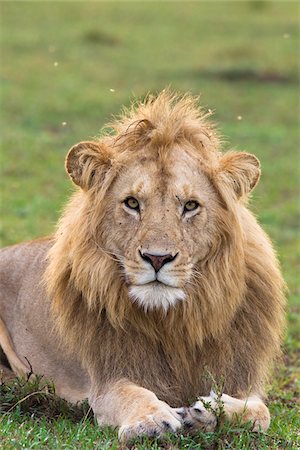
[{"xmin": 139, "ymin": 251, "xmax": 177, "ymax": 272}]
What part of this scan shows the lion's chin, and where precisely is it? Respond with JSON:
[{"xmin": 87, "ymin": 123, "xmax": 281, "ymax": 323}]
[{"xmin": 128, "ymin": 282, "xmax": 186, "ymax": 313}]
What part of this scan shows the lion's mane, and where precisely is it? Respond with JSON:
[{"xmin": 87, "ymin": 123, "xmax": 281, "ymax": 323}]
[{"xmin": 45, "ymin": 91, "xmax": 285, "ymax": 405}]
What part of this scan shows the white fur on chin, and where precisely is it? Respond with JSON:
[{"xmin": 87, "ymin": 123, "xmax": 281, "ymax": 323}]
[{"xmin": 129, "ymin": 283, "xmax": 186, "ymax": 313}]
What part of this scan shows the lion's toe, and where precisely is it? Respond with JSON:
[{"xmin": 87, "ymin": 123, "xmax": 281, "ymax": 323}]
[
  {"xmin": 119, "ymin": 404, "xmax": 182, "ymax": 442},
  {"xmin": 179, "ymin": 400, "xmax": 217, "ymax": 432}
]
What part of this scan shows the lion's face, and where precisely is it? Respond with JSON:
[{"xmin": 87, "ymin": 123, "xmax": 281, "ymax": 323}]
[
  {"xmin": 101, "ymin": 147, "xmax": 220, "ymax": 311},
  {"xmin": 65, "ymin": 93, "xmax": 260, "ymax": 313}
]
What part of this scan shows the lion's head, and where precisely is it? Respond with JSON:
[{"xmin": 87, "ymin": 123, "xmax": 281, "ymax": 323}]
[{"xmin": 46, "ymin": 90, "xmax": 262, "ymax": 345}]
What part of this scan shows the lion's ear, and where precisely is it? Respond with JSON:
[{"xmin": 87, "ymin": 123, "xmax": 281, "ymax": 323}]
[
  {"xmin": 65, "ymin": 141, "xmax": 112, "ymax": 190},
  {"xmin": 218, "ymin": 152, "xmax": 261, "ymax": 198}
]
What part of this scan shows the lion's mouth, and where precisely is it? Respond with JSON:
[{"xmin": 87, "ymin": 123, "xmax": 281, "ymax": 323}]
[{"xmin": 135, "ymin": 280, "xmax": 172, "ymax": 288}]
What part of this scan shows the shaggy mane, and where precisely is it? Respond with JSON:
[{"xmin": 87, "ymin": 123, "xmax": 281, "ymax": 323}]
[{"xmin": 44, "ymin": 91, "xmax": 285, "ymax": 404}]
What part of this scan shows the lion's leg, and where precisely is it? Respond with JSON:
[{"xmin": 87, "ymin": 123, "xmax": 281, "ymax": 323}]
[
  {"xmin": 0, "ymin": 316, "xmax": 30, "ymax": 377},
  {"xmin": 89, "ymin": 379, "xmax": 182, "ymax": 442},
  {"xmin": 182, "ymin": 392, "xmax": 270, "ymax": 432}
]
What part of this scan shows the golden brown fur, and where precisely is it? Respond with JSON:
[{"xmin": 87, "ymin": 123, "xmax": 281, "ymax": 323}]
[
  {"xmin": 1, "ymin": 90, "xmax": 285, "ymax": 440},
  {"xmin": 46, "ymin": 91, "xmax": 285, "ymax": 401}
]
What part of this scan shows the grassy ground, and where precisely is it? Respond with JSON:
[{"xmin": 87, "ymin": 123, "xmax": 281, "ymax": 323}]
[{"xmin": 1, "ymin": 1, "xmax": 299, "ymax": 449}]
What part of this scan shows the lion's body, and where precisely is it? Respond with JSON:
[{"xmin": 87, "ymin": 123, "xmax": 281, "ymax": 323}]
[{"xmin": 0, "ymin": 91, "xmax": 285, "ymax": 438}]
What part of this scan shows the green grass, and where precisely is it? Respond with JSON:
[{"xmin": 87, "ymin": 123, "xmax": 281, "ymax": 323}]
[
  {"xmin": 1, "ymin": 1, "xmax": 299, "ymax": 449},
  {"xmin": 0, "ymin": 374, "xmax": 299, "ymax": 450}
]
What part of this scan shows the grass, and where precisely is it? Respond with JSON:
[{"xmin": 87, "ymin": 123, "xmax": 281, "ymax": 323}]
[
  {"xmin": 0, "ymin": 373, "xmax": 299, "ymax": 450},
  {"xmin": 0, "ymin": 1, "xmax": 299, "ymax": 449}
]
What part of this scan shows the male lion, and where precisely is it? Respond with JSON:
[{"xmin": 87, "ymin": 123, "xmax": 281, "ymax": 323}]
[{"xmin": 0, "ymin": 91, "xmax": 285, "ymax": 441}]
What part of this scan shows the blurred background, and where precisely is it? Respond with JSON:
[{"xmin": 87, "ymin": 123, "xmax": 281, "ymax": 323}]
[{"xmin": 1, "ymin": 0, "xmax": 299, "ymax": 444}]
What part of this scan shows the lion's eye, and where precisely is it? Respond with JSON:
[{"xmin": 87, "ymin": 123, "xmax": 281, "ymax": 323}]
[
  {"xmin": 184, "ymin": 200, "xmax": 200, "ymax": 213},
  {"xmin": 124, "ymin": 197, "xmax": 140, "ymax": 211}
]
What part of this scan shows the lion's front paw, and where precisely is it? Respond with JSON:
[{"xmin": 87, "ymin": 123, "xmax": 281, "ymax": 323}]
[
  {"xmin": 176, "ymin": 399, "xmax": 217, "ymax": 433},
  {"xmin": 119, "ymin": 401, "xmax": 182, "ymax": 442},
  {"xmin": 177, "ymin": 392, "xmax": 270, "ymax": 433},
  {"xmin": 209, "ymin": 392, "xmax": 270, "ymax": 432}
]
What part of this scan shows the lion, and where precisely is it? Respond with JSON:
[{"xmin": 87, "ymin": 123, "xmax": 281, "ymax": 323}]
[{"xmin": 0, "ymin": 91, "xmax": 285, "ymax": 441}]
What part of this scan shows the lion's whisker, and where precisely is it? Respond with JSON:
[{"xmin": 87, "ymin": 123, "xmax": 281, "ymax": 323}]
[{"xmin": 92, "ymin": 239, "xmax": 123, "ymax": 263}]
